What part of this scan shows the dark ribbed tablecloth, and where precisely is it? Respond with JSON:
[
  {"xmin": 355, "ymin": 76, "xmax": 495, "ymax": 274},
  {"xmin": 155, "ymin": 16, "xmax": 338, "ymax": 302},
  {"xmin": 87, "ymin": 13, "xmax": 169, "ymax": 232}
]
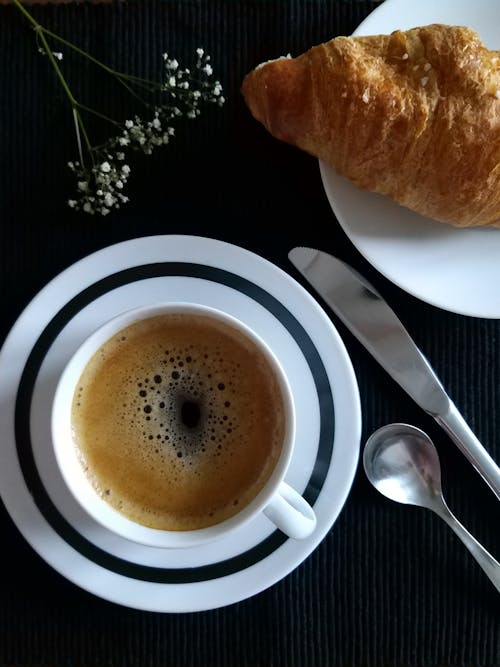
[{"xmin": 0, "ymin": 1, "xmax": 499, "ymax": 665}]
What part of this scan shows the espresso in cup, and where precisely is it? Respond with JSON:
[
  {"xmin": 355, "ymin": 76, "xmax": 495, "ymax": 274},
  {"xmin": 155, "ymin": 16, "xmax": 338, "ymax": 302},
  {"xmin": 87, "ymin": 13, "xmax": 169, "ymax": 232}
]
[{"xmin": 71, "ymin": 312, "xmax": 286, "ymax": 531}]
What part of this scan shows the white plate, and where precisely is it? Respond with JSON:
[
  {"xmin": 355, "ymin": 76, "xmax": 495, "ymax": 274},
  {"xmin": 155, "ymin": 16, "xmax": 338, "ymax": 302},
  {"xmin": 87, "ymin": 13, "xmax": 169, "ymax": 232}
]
[
  {"xmin": 0, "ymin": 235, "xmax": 361, "ymax": 613},
  {"xmin": 320, "ymin": 0, "xmax": 500, "ymax": 319}
]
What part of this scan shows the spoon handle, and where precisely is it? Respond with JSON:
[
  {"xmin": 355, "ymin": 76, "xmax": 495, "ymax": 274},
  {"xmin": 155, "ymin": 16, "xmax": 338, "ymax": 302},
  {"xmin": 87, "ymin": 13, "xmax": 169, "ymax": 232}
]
[{"xmin": 437, "ymin": 502, "xmax": 500, "ymax": 593}]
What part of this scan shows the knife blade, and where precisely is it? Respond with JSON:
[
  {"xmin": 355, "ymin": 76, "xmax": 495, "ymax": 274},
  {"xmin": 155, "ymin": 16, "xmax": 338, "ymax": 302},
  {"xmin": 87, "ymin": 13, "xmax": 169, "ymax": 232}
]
[{"xmin": 289, "ymin": 247, "xmax": 500, "ymax": 500}]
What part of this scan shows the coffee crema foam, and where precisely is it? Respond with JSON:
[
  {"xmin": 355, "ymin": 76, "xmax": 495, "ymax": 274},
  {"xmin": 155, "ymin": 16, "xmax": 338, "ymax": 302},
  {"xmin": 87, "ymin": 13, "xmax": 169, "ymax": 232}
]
[{"xmin": 71, "ymin": 313, "xmax": 286, "ymax": 531}]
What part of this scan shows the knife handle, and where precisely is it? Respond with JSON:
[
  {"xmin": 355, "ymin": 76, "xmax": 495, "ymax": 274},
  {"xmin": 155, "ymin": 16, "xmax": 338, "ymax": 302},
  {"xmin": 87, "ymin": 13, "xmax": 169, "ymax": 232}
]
[{"xmin": 435, "ymin": 402, "xmax": 500, "ymax": 500}]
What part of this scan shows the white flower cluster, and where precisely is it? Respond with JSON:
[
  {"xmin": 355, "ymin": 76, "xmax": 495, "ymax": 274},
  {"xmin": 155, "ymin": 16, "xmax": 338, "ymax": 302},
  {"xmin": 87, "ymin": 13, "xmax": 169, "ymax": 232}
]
[
  {"xmin": 38, "ymin": 46, "xmax": 63, "ymax": 60},
  {"xmin": 161, "ymin": 47, "xmax": 225, "ymax": 116},
  {"xmin": 67, "ymin": 48, "xmax": 224, "ymax": 216},
  {"xmin": 111, "ymin": 110, "xmax": 176, "ymax": 156},
  {"xmin": 67, "ymin": 157, "xmax": 130, "ymax": 216}
]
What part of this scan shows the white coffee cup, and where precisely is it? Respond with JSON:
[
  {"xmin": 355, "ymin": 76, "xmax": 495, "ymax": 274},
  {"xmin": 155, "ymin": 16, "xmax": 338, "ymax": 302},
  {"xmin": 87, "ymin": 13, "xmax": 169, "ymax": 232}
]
[{"xmin": 51, "ymin": 303, "xmax": 316, "ymax": 548}]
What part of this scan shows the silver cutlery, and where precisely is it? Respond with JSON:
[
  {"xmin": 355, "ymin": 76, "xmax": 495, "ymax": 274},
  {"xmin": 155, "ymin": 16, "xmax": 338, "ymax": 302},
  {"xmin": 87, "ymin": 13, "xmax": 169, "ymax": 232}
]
[
  {"xmin": 364, "ymin": 423, "xmax": 500, "ymax": 592},
  {"xmin": 288, "ymin": 247, "xmax": 500, "ymax": 500}
]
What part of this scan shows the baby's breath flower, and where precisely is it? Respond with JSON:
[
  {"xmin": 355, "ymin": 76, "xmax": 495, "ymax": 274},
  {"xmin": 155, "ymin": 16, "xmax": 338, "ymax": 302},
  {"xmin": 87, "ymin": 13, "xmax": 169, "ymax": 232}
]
[
  {"xmin": 38, "ymin": 46, "xmax": 63, "ymax": 60},
  {"xmin": 63, "ymin": 48, "xmax": 224, "ymax": 215},
  {"xmin": 13, "ymin": 2, "xmax": 226, "ymax": 217},
  {"xmin": 67, "ymin": 158, "xmax": 132, "ymax": 215}
]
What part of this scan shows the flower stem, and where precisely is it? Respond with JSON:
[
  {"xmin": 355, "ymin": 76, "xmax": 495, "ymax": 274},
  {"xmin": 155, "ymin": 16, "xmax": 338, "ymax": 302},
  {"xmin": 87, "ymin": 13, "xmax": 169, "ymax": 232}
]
[
  {"xmin": 77, "ymin": 104, "xmax": 123, "ymax": 129},
  {"xmin": 11, "ymin": 0, "xmax": 38, "ymax": 29},
  {"xmin": 13, "ymin": 0, "xmax": 95, "ymax": 166},
  {"xmin": 22, "ymin": 17, "xmax": 153, "ymax": 105},
  {"xmin": 34, "ymin": 25, "xmax": 161, "ymax": 90},
  {"xmin": 13, "ymin": 1, "xmax": 77, "ymax": 106},
  {"xmin": 39, "ymin": 27, "xmax": 117, "ymax": 75},
  {"xmin": 14, "ymin": 0, "xmax": 171, "ymax": 108},
  {"xmin": 72, "ymin": 107, "xmax": 85, "ymax": 166},
  {"xmin": 38, "ymin": 28, "xmax": 78, "ymax": 105}
]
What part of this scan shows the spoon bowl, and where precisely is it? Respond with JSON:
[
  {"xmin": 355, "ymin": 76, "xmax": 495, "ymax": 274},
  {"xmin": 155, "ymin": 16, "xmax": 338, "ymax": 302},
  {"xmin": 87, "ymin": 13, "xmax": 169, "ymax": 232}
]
[
  {"xmin": 364, "ymin": 423, "xmax": 443, "ymax": 510},
  {"xmin": 364, "ymin": 423, "xmax": 500, "ymax": 593}
]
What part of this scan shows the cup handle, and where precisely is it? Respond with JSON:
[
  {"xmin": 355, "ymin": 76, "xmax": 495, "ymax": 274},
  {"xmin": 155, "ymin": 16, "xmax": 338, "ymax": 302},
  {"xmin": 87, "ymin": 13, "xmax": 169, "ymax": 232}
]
[{"xmin": 263, "ymin": 481, "xmax": 317, "ymax": 539}]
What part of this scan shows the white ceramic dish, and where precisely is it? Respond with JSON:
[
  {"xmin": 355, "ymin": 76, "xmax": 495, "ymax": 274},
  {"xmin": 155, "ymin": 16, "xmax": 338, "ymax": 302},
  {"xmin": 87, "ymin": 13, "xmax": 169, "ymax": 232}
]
[
  {"xmin": 0, "ymin": 235, "xmax": 361, "ymax": 612},
  {"xmin": 320, "ymin": 0, "xmax": 500, "ymax": 319}
]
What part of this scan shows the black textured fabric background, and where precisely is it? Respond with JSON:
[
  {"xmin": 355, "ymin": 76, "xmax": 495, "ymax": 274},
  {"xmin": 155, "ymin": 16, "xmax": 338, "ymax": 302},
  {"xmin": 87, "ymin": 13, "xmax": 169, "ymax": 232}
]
[{"xmin": 1, "ymin": 1, "xmax": 499, "ymax": 665}]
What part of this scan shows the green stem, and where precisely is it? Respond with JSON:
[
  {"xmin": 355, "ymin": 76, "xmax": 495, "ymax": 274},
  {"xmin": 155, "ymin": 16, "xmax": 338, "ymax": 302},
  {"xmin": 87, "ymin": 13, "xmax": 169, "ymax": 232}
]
[
  {"xmin": 28, "ymin": 20, "xmax": 155, "ymax": 105},
  {"xmin": 75, "ymin": 109, "xmax": 94, "ymax": 165},
  {"xmin": 13, "ymin": 2, "xmax": 78, "ymax": 113},
  {"xmin": 40, "ymin": 28, "xmax": 116, "ymax": 74},
  {"xmin": 109, "ymin": 76, "xmax": 151, "ymax": 107},
  {"xmin": 39, "ymin": 30, "xmax": 77, "ymax": 104},
  {"xmin": 13, "ymin": 0, "xmax": 188, "ymax": 108},
  {"xmin": 13, "ymin": 0, "xmax": 97, "ymax": 166},
  {"xmin": 12, "ymin": 0, "xmax": 39, "ymax": 29},
  {"xmin": 13, "ymin": 1, "xmax": 77, "ymax": 104},
  {"xmin": 34, "ymin": 25, "xmax": 162, "ymax": 90},
  {"xmin": 12, "ymin": 3, "xmax": 115, "ymax": 78},
  {"xmin": 72, "ymin": 107, "xmax": 85, "ymax": 165},
  {"xmin": 77, "ymin": 104, "xmax": 123, "ymax": 130}
]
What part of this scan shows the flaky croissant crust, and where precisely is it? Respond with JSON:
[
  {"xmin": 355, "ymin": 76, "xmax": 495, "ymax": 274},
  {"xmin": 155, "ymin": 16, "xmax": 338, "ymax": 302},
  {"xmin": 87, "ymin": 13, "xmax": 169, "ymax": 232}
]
[{"xmin": 242, "ymin": 24, "xmax": 500, "ymax": 228}]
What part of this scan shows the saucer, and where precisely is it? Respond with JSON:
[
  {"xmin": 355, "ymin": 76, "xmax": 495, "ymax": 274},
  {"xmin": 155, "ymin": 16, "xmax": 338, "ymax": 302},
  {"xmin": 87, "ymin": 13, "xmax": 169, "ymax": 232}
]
[{"xmin": 0, "ymin": 235, "xmax": 361, "ymax": 612}]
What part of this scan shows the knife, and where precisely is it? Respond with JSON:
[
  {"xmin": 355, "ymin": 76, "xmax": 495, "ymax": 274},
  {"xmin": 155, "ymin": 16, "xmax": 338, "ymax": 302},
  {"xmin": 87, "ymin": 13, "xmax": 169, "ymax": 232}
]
[{"xmin": 289, "ymin": 247, "xmax": 500, "ymax": 500}]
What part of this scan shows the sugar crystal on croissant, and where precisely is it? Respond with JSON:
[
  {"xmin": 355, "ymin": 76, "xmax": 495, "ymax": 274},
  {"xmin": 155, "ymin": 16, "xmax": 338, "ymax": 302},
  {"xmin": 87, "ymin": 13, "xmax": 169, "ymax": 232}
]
[{"xmin": 241, "ymin": 24, "xmax": 500, "ymax": 228}]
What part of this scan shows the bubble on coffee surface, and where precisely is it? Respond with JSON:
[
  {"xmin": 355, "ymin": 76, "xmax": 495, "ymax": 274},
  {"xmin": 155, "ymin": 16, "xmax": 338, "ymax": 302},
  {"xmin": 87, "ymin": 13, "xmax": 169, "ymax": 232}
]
[
  {"xmin": 122, "ymin": 344, "xmax": 244, "ymax": 467},
  {"xmin": 71, "ymin": 314, "xmax": 285, "ymax": 531}
]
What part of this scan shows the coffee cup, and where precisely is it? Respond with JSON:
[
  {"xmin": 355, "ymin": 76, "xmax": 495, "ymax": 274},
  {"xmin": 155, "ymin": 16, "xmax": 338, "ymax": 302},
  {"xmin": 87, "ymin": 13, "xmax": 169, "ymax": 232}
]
[{"xmin": 51, "ymin": 302, "xmax": 316, "ymax": 548}]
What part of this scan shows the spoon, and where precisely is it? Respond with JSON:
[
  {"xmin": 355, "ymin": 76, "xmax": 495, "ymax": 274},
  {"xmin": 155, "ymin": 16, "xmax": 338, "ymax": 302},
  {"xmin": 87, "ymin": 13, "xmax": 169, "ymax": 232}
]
[{"xmin": 364, "ymin": 423, "xmax": 500, "ymax": 593}]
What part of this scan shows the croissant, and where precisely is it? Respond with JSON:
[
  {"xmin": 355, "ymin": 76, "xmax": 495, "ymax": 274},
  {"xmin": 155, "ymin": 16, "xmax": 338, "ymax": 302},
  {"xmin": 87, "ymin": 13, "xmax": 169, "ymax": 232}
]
[{"xmin": 241, "ymin": 24, "xmax": 500, "ymax": 228}]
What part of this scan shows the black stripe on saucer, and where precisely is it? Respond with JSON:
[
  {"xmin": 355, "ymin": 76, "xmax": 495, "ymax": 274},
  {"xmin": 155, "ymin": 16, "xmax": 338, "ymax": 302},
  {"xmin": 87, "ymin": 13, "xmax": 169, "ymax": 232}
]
[{"xmin": 15, "ymin": 263, "xmax": 334, "ymax": 584}]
